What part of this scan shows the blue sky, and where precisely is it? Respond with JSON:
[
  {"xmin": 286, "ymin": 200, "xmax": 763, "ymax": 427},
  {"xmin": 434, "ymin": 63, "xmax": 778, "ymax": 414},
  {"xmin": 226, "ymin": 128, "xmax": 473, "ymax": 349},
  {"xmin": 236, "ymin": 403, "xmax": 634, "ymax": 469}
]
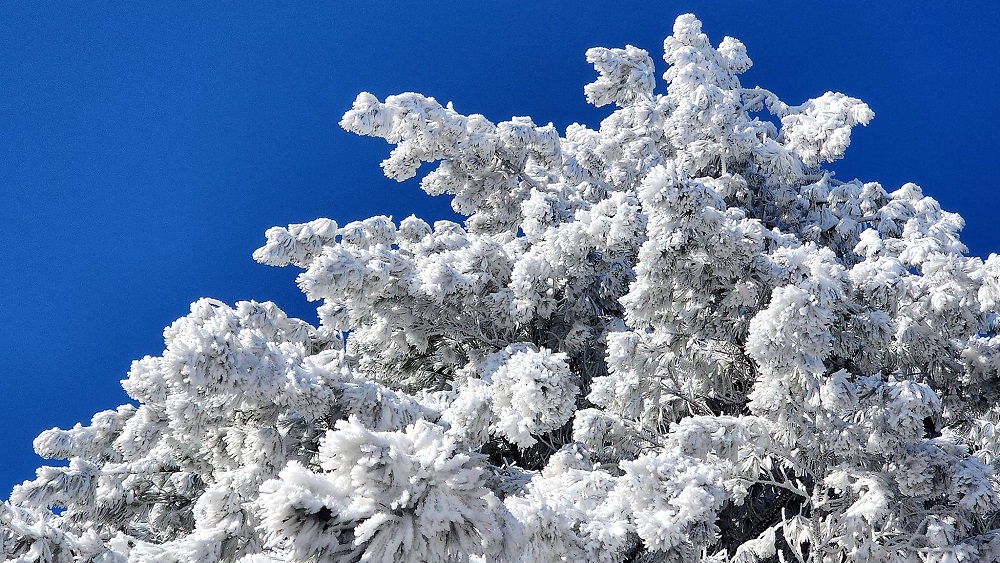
[{"xmin": 1, "ymin": 2, "xmax": 997, "ymax": 495}]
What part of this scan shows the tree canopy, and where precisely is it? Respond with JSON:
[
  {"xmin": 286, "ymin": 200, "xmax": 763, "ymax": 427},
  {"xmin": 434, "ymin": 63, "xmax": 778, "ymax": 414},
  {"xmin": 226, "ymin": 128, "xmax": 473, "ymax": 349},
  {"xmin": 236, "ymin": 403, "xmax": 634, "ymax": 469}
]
[{"xmin": 4, "ymin": 13, "xmax": 1000, "ymax": 563}]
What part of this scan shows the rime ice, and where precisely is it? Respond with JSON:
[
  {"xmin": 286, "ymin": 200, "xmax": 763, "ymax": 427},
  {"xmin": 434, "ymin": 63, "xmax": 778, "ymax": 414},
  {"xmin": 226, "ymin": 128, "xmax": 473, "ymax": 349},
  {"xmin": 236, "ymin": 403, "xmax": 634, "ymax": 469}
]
[{"xmin": 5, "ymin": 14, "xmax": 1000, "ymax": 563}]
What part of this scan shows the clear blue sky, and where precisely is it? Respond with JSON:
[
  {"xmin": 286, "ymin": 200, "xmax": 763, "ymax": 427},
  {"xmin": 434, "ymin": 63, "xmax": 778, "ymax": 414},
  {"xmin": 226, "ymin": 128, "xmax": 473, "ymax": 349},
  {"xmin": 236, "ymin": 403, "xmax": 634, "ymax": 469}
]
[{"xmin": 1, "ymin": 2, "xmax": 997, "ymax": 495}]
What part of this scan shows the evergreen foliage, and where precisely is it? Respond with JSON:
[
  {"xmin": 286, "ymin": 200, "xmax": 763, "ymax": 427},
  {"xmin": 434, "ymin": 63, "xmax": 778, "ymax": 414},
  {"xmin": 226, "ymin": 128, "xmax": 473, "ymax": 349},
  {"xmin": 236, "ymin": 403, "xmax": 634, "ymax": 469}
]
[{"xmin": 4, "ymin": 14, "xmax": 1000, "ymax": 562}]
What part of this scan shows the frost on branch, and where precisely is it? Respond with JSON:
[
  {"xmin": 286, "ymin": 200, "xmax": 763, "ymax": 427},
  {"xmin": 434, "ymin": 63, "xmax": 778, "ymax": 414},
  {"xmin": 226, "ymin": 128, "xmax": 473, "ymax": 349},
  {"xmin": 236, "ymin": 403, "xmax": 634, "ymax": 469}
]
[
  {"xmin": 255, "ymin": 418, "xmax": 520, "ymax": 562},
  {"xmin": 484, "ymin": 345, "xmax": 579, "ymax": 448},
  {"xmin": 6, "ymin": 13, "xmax": 1000, "ymax": 563},
  {"xmin": 583, "ymin": 45, "xmax": 656, "ymax": 108},
  {"xmin": 779, "ymin": 91, "xmax": 875, "ymax": 166}
]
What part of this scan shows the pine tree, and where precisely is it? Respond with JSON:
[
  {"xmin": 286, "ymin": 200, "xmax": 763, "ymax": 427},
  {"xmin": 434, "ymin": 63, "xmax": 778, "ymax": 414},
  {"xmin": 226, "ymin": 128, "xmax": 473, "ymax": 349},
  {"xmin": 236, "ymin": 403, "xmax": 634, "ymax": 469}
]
[{"xmin": 4, "ymin": 13, "xmax": 1000, "ymax": 562}]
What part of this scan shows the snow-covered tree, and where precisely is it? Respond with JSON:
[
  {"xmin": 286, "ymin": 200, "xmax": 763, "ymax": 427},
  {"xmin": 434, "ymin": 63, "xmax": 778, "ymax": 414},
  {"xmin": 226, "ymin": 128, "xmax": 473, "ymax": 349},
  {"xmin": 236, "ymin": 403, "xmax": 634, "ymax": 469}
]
[{"xmin": 5, "ymin": 13, "xmax": 1000, "ymax": 562}]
